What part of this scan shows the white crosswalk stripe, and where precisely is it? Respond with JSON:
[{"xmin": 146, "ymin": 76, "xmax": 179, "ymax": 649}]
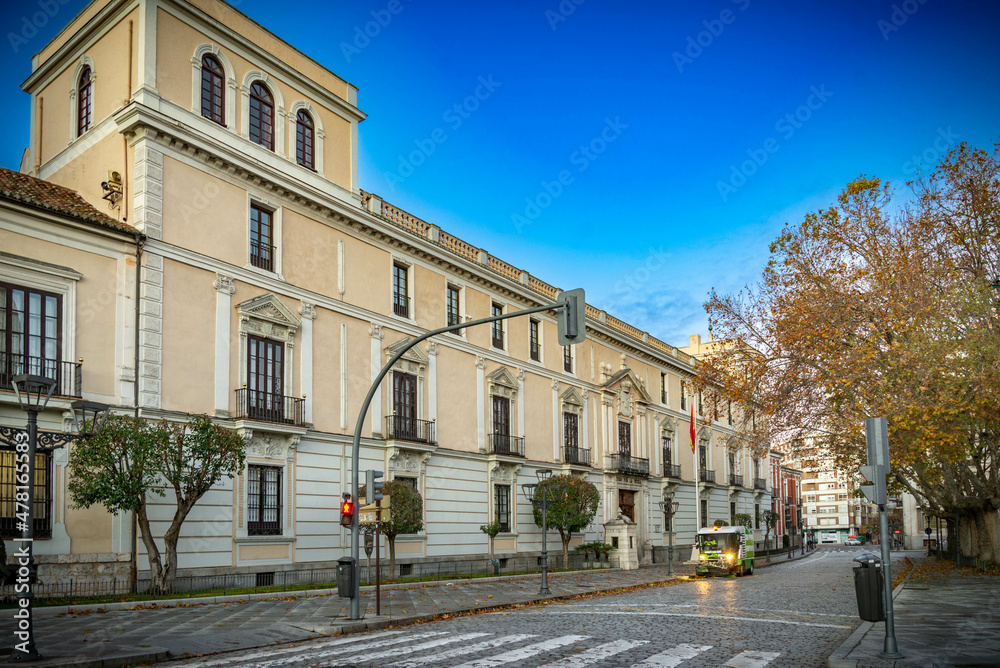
[
  {"xmin": 388, "ymin": 634, "xmax": 537, "ymax": 668},
  {"xmin": 724, "ymin": 649, "xmax": 781, "ymax": 668},
  {"xmin": 184, "ymin": 630, "xmax": 408, "ymax": 667},
  {"xmin": 544, "ymin": 639, "xmax": 648, "ymax": 667},
  {"xmin": 249, "ymin": 631, "xmax": 450, "ymax": 668},
  {"xmin": 451, "ymin": 635, "xmax": 589, "ymax": 668},
  {"xmin": 630, "ymin": 643, "xmax": 713, "ymax": 667},
  {"xmin": 340, "ymin": 632, "xmax": 492, "ymax": 663}
]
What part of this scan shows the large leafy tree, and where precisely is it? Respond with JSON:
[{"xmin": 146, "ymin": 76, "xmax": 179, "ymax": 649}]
[
  {"xmin": 68, "ymin": 414, "xmax": 247, "ymax": 592},
  {"xmin": 362, "ymin": 479, "xmax": 423, "ymax": 577},
  {"xmin": 531, "ymin": 474, "xmax": 600, "ymax": 566},
  {"xmin": 699, "ymin": 142, "xmax": 1000, "ymax": 563}
]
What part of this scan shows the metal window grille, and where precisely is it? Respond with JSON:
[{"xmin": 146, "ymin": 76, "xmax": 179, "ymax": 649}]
[
  {"xmin": 491, "ymin": 303, "xmax": 503, "ymax": 348},
  {"xmin": 0, "ymin": 448, "xmax": 52, "ymax": 539},
  {"xmin": 393, "ymin": 264, "xmax": 409, "ymax": 317},
  {"xmin": 563, "ymin": 345, "xmax": 572, "ymax": 372},
  {"xmin": 247, "ymin": 465, "xmax": 282, "ymax": 536},
  {"xmin": 494, "ymin": 484, "xmax": 510, "ymax": 532},
  {"xmin": 446, "ymin": 286, "xmax": 461, "ymax": 327}
]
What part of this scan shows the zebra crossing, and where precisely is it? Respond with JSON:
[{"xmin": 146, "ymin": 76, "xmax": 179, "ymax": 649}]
[{"xmin": 168, "ymin": 630, "xmax": 782, "ymax": 668}]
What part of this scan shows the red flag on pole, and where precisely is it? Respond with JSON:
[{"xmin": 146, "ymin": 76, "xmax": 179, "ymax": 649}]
[{"xmin": 690, "ymin": 404, "xmax": 696, "ymax": 453}]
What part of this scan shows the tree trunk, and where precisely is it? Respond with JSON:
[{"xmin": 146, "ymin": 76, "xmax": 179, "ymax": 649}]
[
  {"xmin": 135, "ymin": 499, "xmax": 165, "ymax": 593},
  {"xmin": 388, "ymin": 535, "xmax": 397, "ymax": 578},
  {"xmin": 561, "ymin": 531, "xmax": 571, "ymax": 568},
  {"xmin": 963, "ymin": 508, "xmax": 1000, "ymax": 565}
]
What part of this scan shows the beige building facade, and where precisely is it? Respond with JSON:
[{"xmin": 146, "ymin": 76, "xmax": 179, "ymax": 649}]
[{"xmin": 1, "ymin": 0, "xmax": 768, "ymax": 583}]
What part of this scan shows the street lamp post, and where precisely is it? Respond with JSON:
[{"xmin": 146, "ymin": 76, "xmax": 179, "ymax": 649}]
[
  {"xmin": 657, "ymin": 499, "xmax": 680, "ymax": 576},
  {"xmin": 522, "ymin": 469, "xmax": 559, "ymax": 595},
  {"xmin": 9, "ymin": 374, "xmax": 108, "ymax": 662}
]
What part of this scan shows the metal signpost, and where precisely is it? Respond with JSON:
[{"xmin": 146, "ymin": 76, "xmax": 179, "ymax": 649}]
[
  {"xmin": 860, "ymin": 417, "xmax": 903, "ymax": 660},
  {"xmin": 346, "ymin": 291, "xmax": 585, "ymax": 619}
]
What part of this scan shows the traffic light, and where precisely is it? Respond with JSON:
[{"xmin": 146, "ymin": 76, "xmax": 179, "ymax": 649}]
[
  {"xmin": 366, "ymin": 470, "xmax": 384, "ymax": 503},
  {"xmin": 557, "ymin": 288, "xmax": 586, "ymax": 346},
  {"xmin": 340, "ymin": 493, "xmax": 354, "ymax": 527}
]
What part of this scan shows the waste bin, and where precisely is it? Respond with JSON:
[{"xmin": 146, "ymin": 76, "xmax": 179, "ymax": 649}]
[
  {"xmin": 852, "ymin": 553, "xmax": 884, "ymax": 622},
  {"xmin": 489, "ymin": 558, "xmax": 500, "ymax": 576},
  {"xmin": 337, "ymin": 557, "xmax": 355, "ymax": 598}
]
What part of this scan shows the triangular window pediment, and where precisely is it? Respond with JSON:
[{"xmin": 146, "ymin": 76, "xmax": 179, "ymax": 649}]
[
  {"xmin": 237, "ymin": 294, "xmax": 300, "ymax": 342},
  {"xmin": 602, "ymin": 367, "xmax": 652, "ymax": 404},
  {"xmin": 385, "ymin": 338, "xmax": 429, "ymax": 365},
  {"xmin": 561, "ymin": 387, "xmax": 584, "ymax": 406},
  {"xmin": 488, "ymin": 366, "xmax": 518, "ymax": 390}
]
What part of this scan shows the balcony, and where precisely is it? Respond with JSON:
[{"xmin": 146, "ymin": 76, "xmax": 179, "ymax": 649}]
[
  {"xmin": 488, "ymin": 433, "xmax": 524, "ymax": 457},
  {"xmin": 250, "ymin": 239, "xmax": 274, "ymax": 272},
  {"xmin": 385, "ymin": 415, "xmax": 436, "ymax": 445},
  {"xmin": 393, "ymin": 296, "xmax": 410, "ymax": 318},
  {"xmin": 663, "ymin": 463, "xmax": 682, "ymax": 479},
  {"xmin": 563, "ymin": 446, "xmax": 591, "ymax": 466},
  {"xmin": 786, "ymin": 496, "xmax": 796, "ymax": 505},
  {"xmin": 0, "ymin": 353, "xmax": 82, "ymax": 398},
  {"xmin": 235, "ymin": 388, "xmax": 304, "ymax": 425},
  {"xmin": 753, "ymin": 477, "xmax": 768, "ymax": 491},
  {"xmin": 728, "ymin": 473, "xmax": 744, "ymax": 487},
  {"xmin": 661, "ymin": 389, "xmax": 668, "ymax": 404},
  {"xmin": 699, "ymin": 468, "xmax": 716, "ymax": 483},
  {"xmin": 608, "ymin": 453, "xmax": 649, "ymax": 477}
]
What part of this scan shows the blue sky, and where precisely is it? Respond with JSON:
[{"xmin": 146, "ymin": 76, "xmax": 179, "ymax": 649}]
[{"xmin": 2, "ymin": 0, "xmax": 998, "ymax": 346}]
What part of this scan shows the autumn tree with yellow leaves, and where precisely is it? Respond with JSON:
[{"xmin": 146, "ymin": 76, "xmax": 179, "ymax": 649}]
[{"xmin": 698, "ymin": 142, "xmax": 1000, "ymax": 563}]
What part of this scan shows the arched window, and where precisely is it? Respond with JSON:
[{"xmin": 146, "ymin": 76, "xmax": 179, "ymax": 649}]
[
  {"xmin": 295, "ymin": 110, "xmax": 314, "ymax": 170},
  {"xmin": 77, "ymin": 67, "xmax": 92, "ymax": 135},
  {"xmin": 248, "ymin": 81, "xmax": 274, "ymax": 150},
  {"xmin": 200, "ymin": 54, "xmax": 225, "ymax": 125}
]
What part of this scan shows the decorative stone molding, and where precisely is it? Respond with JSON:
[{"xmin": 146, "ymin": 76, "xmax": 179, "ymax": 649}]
[
  {"xmin": 241, "ymin": 428, "xmax": 300, "ymax": 461},
  {"xmin": 214, "ymin": 273, "xmax": 236, "ymax": 294},
  {"xmin": 369, "ymin": 323, "xmax": 384, "ymax": 340},
  {"xmin": 488, "ymin": 366, "xmax": 518, "ymax": 401},
  {"xmin": 388, "ymin": 447, "xmax": 432, "ymax": 473},
  {"xmin": 427, "ymin": 341, "xmax": 439, "ymax": 356},
  {"xmin": 237, "ymin": 294, "xmax": 300, "ymax": 344},
  {"xmin": 490, "ymin": 461, "xmax": 522, "ymax": 482},
  {"xmin": 476, "ymin": 355, "xmax": 487, "ymax": 369},
  {"xmin": 298, "ymin": 301, "xmax": 317, "ymax": 320},
  {"xmin": 619, "ymin": 380, "xmax": 634, "ymax": 418},
  {"xmin": 191, "ymin": 44, "xmax": 237, "ymax": 129}
]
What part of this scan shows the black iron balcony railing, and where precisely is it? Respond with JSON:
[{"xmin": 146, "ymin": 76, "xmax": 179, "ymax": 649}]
[
  {"xmin": 488, "ymin": 433, "xmax": 524, "ymax": 457},
  {"xmin": 699, "ymin": 468, "xmax": 716, "ymax": 483},
  {"xmin": 786, "ymin": 496, "xmax": 795, "ymax": 505},
  {"xmin": 529, "ymin": 343, "xmax": 540, "ymax": 361},
  {"xmin": 393, "ymin": 296, "xmax": 410, "ymax": 318},
  {"xmin": 235, "ymin": 388, "xmax": 304, "ymax": 425},
  {"xmin": 0, "ymin": 353, "xmax": 82, "ymax": 398},
  {"xmin": 663, "ymin": 463, "xmax": 682, "ymax": 479},
  {"xmin": 250, "ymin": 239, "xmax": 274, "ymax": 272},
  {"xmin": 385, "ymin": 415, "xmax": 436, "ymax": 444},
  {"xmin": 608, "ymin": 453, "xmax": 649, "ymax": 477},
  {"xmin": 563, "ymin": 446, "xmax": 591, "ymax": 466},
  {"xmin": 772, "ymin": 487, "xmax": 780, "ymax": 498},
  {"xmin": 491, "ymin": 329, "xmax": 504, "ymax": 349},
  {"xmin": 661, "ymin": 390, "xmax": 668, "ymax": 404},
  {"xmin": 754, "ymin": 477, "xmax": 768, "ymax": 491},
  {"xmin": 729, "ymin": 473, "xmax": 744, "ymax": 487}
]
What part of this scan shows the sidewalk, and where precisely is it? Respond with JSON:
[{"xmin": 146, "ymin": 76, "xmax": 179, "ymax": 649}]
[
  {"xmin": 0, "ymin": 550, "xmax": 815, "ymax": 668},
  {"xmin": 827, "ymin": 553, "xmax": 1000, "ymax": 668}
]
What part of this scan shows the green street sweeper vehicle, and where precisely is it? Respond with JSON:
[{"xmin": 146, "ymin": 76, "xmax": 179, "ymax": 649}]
[{"xmin": 696, "ymin": 525, "xmax": 755, "ymax": 576}]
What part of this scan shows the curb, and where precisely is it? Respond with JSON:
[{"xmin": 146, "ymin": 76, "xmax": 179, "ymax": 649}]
[
  {"xmin": 30, "ymin": 567, "xmax": 626, "ymax": 618},
  {"xmin": 826, "ymin": 556, "xmax": 916, "ymax": 668},
  {"xmin": 17, "ymin": 572, "xmax": 690, "ymax": 668}
]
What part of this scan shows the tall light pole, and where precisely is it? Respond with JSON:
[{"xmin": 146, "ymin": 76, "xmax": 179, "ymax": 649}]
[
  {"xmin": 522, "ymin": 469, "xmax": 557, "ymax": 595},
  {"xmin": 657, "ymin": 499, "xmax": 680, "ymax": 575},
  {"xmin": 9, "ymin": 374, "xmax": 108, "ymax": 662}
]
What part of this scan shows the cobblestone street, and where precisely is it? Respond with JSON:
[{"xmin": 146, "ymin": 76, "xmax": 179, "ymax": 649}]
[{"xmin": 163, "ymin": 546, "xmax": 890, "ymax": 668}]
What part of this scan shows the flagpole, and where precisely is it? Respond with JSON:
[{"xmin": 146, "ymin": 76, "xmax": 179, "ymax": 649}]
[{"xmin": 691, "ymin": 401, "xmax": 699, "ymax": 542}]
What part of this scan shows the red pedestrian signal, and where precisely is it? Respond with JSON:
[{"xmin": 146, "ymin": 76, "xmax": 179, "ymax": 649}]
[{"xmin": 340, "ymin": 493, "xmax": 354, "ymax": 527}]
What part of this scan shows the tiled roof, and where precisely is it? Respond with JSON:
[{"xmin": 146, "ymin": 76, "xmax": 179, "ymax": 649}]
[{"xmin": 0, "ymin": 167, "xmax": 137, "ymax": 235}]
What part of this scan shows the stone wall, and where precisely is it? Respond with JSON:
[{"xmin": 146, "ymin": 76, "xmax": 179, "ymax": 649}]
[{"xmin": 35, "ymin": 553, "xmax": 131, "ymax": 586}]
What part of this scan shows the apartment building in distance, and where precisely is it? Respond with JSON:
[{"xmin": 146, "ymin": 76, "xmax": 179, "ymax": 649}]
[
  {"xmin": 0, "ymin": 0, "xmax": 770, "ymax": 585},
  {"xmin": 787, "ymin": 440, "xmax": 856, "ymax": 543}
]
